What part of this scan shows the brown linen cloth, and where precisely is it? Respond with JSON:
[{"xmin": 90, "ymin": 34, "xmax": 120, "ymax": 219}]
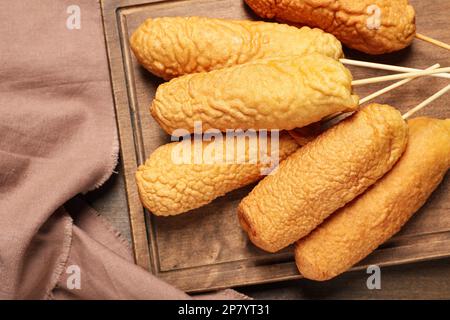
[{"xmin": 0, "ymin": 0, "xmax": 247, "ymax": 300}]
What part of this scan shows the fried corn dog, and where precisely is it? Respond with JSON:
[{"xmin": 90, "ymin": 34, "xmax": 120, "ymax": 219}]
[
  {"xmin": 295, "ymin": 117, "xmax": 450, "ymax": 281},
  {"xmin": 151, "ymin": 54, "xmax": 359, "ymax": 135},
  {"xmin": 130, "ymin": 16, "xmax": 343, "ymax": 79},
  {"xmin": 245, "ymin": 0, "xmax": 416, "ymax": 55},
  {"xmin": 238, "ymin": 104, "xmax": 408, "ymax": 252},
  {"xmin": 136, "ymin": 132, "xmax": 299, "ymax": 216}
]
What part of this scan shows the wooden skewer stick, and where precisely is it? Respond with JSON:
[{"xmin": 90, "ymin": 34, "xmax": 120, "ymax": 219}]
[
  {"xmin": 323, "ymin": 64, "xmax": 441, "ymax": 121},
  {"xmin": 294, "ymin": 82, "xmax": 449, "ymax": 142},
  {"xmin": 402, "ymin": 84, "xmax": 450, "ymax": 120},
  {"xmin": 359, "ymin": 64, "xmax": 441, "ymax": 104},
  {"xmin": 352, "ymin": 67, "xmax": 450, "ymax": 86},
  {"xmin": 322, "ymin": 112, "xmax": 343, "ymax": 122},
  {"xmin": 340, "ymin": 58, "xmax": 450, "ymax": 79},
  {"xmin": 415, "ymin": 33, "xmax": 450, "ymax": 51}
]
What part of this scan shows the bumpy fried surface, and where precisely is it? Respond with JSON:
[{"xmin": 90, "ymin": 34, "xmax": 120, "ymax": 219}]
[
  {"xmin": 130, "ymin": 16, "xmax": 343, "ymax": 79},
  {"xmin": 245, "ymin": 0, "xmax": 416, "ymax": 54},
  {"xmin": 295, "ymin": 118, "xmax": 450, "ymax": 280},
  {"xmin": 136, "ymin": 132, "xmax": 299, "ymax": 216},
  {"xmin": 238, "ymin": 104, "xmax": 408, "ymax": 252},
  {"xmin": 151, "ymin": 54, "xmax": 359, "ymax": 135}
]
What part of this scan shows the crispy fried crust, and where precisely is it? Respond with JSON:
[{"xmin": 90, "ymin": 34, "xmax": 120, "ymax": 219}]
[
  {"xmin": 295, "ymin": 118, "xmax": 450, "ymax": 280},
  {"xmin": 130, "ymin": 16, "xmax": 343, "ymax": 79},
  {"xmin": 136, "ymin": 132, "xmax": 299, "ymax": 216},
  {"xmin": 151, "ymin": 54, "xmax": 359, "ymax": 135},
  {"xmin": 238, "ymin": 104, "xmax": 408, "ymax": 252},
  {"xmin": 245, "ymin": 0, "xmax": 416, "ymax": 54}
]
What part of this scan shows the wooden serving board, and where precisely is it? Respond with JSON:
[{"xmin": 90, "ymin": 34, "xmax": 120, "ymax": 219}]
[{"xmin": 100, "ymin": 0, "xmax": 450, "ymax": 292}]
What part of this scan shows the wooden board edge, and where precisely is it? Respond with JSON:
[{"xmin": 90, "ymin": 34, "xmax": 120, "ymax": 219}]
[
  {"xmin": 159, "ymin": 232, "xmax": 450, "ymax": 293},
  {"xmin": 99, "ymin": 0, "xmax": 153, "ymax": 272}
]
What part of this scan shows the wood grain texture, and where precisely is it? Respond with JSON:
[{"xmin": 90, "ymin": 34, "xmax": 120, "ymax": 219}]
[{"xmin": 98, "ymin": 0, "xmax": 450, "ymax": 294}]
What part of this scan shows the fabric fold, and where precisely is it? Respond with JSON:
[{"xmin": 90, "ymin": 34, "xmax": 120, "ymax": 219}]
[
  {"xmin": 0, "ymin": 0, "xmax": 127, "ymax": 299},
  {"xmin": 0, "ymin": 0, "xmax": 246, "ymax": 300}
]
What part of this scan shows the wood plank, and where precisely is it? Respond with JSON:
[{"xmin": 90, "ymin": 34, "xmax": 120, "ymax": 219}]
[
  {"xmin": 100, "ymin": 0, "xmax": 153, "ymax": 272},
  {"xmin": 99, "ymin": 0, "xmax": 450, "ymax": 293}
]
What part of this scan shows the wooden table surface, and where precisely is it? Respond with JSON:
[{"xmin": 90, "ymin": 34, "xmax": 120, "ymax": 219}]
[{"xmin": 86, "ymin": 0, "xmax": 450, "ymax": 299}]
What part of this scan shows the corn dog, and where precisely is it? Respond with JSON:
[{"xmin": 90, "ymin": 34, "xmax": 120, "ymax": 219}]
[
  {"xmin": 245, "ymin": 0, "xmax": 416, "ymax": 55},
  {"xmin": 295, "ymin": 117, "xmax": 450, "ymax": 281},
  {"xmin": 136, "ymin": 132, "xmax": 299, "ymax": 216},
  {"xmin": 151, "ymin": 54, "xmax": 359, "ymax": 135},
  {"xmin": 238, "ymin": 104, "xmax": 408, "ymax": 252},
  {"xmin": 130, "ymin": 16, "xmax": 343, "ymax": 79}
]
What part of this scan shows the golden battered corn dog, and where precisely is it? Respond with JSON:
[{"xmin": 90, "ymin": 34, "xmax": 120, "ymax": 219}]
[
  {"xmin": 295, "ymin": 117, "xmax": 450, "ymax": 281},
  {"xmin": 245, "ymin": 0, "xmax": 416, "ymax": 54},
  {"xmin": 130, "ymin": 16, "xmax": 343, "ymax": 79},
  {"xmin": 238, "ymin": 104, "xmax": 408, "ymax": 252},
  {"xmin": 151, "ymin": 54, "xmax": 359, "ymax": 135},
  {"xmin": 136, "ymin": 132, "xmax": 299, "ymax": 216}
]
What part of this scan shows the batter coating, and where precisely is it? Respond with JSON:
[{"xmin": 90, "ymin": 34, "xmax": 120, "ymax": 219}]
[
  {"xmin": 151, "ymin": 54, "xmax": 359, "ymax": 135},
  {"xmin": 238, "ymin": 104, "xmax": 408, "ymax": 252},
  {"xmin": 295, "ymin": 118, "xmax": 450, "ymax": 280},
  {"xmin": 130, "ymin": 16, "xmax": 343, "ymax": 79},
  {"xmin": 245, "ymin": 0, "xmax": 416, "ymax": 54},
  {"xmin": 136, "ymin": 132, "xmax": 299, "ymax": 216}
]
